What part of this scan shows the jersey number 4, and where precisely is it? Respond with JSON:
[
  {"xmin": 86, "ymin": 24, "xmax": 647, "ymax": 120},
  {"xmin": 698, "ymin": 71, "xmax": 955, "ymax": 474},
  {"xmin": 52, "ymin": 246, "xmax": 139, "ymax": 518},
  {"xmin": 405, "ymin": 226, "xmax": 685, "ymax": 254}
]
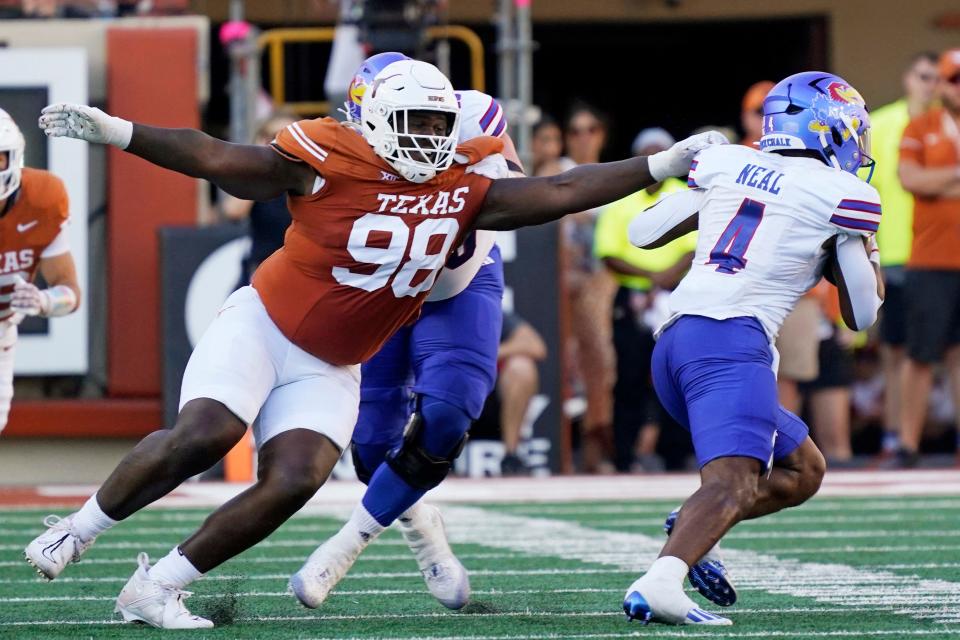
[
  {"xmin": 333, "ymin": 213, "xmax": 460, "ymax": 298},
  {"xmin": 706, "ymin": 198, "xmax": 766, "ymax": 274}
]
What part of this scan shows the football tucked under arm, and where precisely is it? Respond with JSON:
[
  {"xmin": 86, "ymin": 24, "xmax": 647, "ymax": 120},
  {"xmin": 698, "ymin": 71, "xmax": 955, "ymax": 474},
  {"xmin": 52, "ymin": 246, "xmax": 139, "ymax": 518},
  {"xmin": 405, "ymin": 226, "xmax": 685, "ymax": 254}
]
[
  {"xmin": 627, "ymin": 189, "xmax": 704, "ymax": 249},
  {"xmin": 828, "ymin": 233, "xmax": 884, "ymax": 331}
]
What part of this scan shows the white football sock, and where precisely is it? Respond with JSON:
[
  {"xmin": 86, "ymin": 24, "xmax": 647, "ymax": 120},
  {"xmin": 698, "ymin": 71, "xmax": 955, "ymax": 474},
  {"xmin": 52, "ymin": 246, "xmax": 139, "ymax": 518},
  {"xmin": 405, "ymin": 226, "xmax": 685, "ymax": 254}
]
[
  {"xmin": 70, "ymin": 494, "xmax": 118, "ymax": 542},
  {"xmin": 148, "ymin": 547, "xmax": 202, "ymax": 589},
  {"xmin": 646, "ymin": 555, "xmax": 689, "ymax": 583},
  {"xmin": 398, "ymin": 502, "xmax": 426, "ymax": 524},
  {"xmin": 346, "ymin": 504, "xmax": 385, "ymax": 544}
]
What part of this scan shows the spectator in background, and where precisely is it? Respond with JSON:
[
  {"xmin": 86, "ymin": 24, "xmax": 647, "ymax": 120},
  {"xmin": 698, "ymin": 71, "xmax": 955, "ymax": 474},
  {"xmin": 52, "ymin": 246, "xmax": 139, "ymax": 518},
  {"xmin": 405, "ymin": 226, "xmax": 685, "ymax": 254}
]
[
  {"xmin": 471, "ymin": 313, "xmax": 547, "ymax": 476},
  {"xmin": 220, "ymin": 112, "xmax": 298, "ymax": 285},
  {"xmin": 559, "ymin": 102, "xmax": 617, "ymax": 473},
  {"xmin": 799, "ymin": 283, "xmax": 856, "ymax": 466},
  {"xmin": 869, "ymin": 52, "xmax": 939, "ymax": 455},
  {"xmin": 740, "ymin": 80, "xmax": 774, "ymax": 146},
  {"xmin": 896, "ymin": 48, "xmax": 960, "ymax": 467},
  {"xmin": 531, "ymin": 115, "xmax": 569, "ymax": 177},
  {"xmin": 594, "ymin": 128, "xmax": 693, "ymax": 472}
]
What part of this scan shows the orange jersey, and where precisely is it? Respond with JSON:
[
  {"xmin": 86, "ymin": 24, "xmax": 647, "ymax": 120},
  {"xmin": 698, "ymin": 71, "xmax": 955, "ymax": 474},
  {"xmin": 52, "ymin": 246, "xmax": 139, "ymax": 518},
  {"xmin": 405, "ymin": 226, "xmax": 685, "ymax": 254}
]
[
  {"xmin": 253, "ymin": 118, "xmax": 504, "ymax": 365},
  {"xmin": 0, "ymin": 168, "xmax": 69, "ymax": 323}
]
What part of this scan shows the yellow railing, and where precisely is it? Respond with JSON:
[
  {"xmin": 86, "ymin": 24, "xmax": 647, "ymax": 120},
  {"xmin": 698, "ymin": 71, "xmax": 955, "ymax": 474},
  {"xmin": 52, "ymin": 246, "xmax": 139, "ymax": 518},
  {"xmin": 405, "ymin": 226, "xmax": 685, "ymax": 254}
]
[{"xmin": 257, "ymin": 25, "xmax": 485, "ymax": 116}]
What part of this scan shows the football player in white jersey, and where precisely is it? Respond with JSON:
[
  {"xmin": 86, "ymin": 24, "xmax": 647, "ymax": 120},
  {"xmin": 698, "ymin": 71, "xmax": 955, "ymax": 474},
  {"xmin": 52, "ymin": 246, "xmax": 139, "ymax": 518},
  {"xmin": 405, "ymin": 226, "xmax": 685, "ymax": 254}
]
[
  {"xmin": 290, "ymin": 52, "xmax": 524, "ymax": 611},
  {"xmin": 620, "ymin": 72, "xmax": 884, "ymax": 626}
]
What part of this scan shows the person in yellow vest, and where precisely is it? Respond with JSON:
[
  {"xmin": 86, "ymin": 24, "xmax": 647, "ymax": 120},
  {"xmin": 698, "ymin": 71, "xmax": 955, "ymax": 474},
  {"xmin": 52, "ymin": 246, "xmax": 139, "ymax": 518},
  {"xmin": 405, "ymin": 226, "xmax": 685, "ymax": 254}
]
[
  {"xmin": 595, "ymin": 128, "xmax": 695, "ymax": 472},
  {"xmin": 870, "ymin": 51, "xmax": 939, "ymax": 457}
]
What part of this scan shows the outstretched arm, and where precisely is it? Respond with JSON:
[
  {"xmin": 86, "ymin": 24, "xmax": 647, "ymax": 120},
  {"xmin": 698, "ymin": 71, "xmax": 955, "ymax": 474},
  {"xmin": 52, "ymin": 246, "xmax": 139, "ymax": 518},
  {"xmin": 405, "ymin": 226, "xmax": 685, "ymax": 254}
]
[
  {"xmin": 39, "ymin": 104, "xmax": 314, "ymax": 200},
  {"xmin": 628, "ymin": 189, "xmax": 704, "ymax": 249},
  {"xmin": 474, "ymin": 131, "xmax": 726, "ymax": 231}
]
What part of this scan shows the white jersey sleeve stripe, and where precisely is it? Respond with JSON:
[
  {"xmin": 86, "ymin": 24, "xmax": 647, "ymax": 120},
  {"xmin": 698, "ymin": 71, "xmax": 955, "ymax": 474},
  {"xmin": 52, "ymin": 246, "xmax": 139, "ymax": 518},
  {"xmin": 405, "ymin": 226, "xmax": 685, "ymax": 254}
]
[
  {"xmin": 483, "ymin": 107, "xmax": 505, "ymax": 137},
  {"xmin": 291, "ymin": 122, "xmax": 329, "ymax": 158},
  {"xmin": 287, "ymin": 124, "xmax": 329, "ymax": 163}
]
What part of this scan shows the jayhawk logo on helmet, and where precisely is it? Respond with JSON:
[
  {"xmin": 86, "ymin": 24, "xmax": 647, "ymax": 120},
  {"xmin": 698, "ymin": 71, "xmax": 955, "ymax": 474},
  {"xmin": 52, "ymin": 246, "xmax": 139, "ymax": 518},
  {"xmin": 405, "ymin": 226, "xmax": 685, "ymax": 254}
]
[
  {"xmin": 343, "ymin": 52, "xmax": 411, "ymax": 124},
  {"xmin": 346, "ymin": 74, "xmax": 369, "ymax": 123},
  {"xmin": 826, "ymin": 82, "xmax": 865, "ymax": 106}
]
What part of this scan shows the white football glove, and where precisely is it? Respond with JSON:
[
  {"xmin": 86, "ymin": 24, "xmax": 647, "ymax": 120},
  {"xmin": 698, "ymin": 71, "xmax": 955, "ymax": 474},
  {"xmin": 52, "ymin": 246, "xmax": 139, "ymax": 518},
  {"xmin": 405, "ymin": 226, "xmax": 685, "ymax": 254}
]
[
  {"xmin": 38, "ymin": 103, "xmax": 133, "ymax": 149},
  {"xmin": 10, "ymin": 276, "xmax": 47, "ymax": 316},
  {"xmin": 9, "ymin": 276, "xmax": 78, "ymax": 318},
  {"xmin": 648, "ymin": 130, "xmax": 729, "ymax": 182}
]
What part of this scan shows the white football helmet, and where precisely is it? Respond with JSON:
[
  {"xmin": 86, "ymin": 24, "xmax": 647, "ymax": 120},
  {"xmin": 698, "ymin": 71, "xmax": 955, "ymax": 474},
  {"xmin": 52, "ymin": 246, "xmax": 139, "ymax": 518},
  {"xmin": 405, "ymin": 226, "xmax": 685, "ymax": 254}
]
[
  {"xmin": 0, "ymin": 109, "xmax": 24, "ymax": 201},
  {"xmin": 360, "ymin": 60, "xmax": 460, "ymax": 184}
]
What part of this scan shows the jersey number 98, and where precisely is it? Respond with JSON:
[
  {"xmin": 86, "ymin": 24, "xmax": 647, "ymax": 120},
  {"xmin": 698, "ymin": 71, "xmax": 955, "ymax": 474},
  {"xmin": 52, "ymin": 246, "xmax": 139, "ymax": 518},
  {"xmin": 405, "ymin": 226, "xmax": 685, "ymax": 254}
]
[{"xmin": 332, "ymin": 213, "xmax": 460, "ymax": 298}]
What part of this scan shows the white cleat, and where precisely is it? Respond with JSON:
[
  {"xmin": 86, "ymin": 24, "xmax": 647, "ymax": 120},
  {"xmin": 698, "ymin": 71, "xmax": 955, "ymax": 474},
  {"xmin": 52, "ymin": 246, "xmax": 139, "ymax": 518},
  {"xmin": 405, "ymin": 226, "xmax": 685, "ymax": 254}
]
[
  {"xmin": 398, "ymin": 503, "xmax": 470, "ymax": 609},
  {"xmin": 290, "ymin": 532, "xmax": 365, "ymax": 608},
  {"xmin": 623, "ymin": 573, "xmax": 732, "ymax": 626},
  {"xmin": 24, "ymin": 514, "xmax": 95, "ymax": 580},
  {"xmin": 114, "ymin": 553, "xmax": 212, "ymax": 629}
]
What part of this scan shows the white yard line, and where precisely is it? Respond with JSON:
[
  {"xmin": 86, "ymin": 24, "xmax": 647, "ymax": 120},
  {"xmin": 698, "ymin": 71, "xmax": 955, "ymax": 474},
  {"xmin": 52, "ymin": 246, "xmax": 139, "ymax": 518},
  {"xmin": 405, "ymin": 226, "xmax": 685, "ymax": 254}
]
[
  {"xmin": 0, "ymin": 552, "xmax": 524, "ymax": 568},
  {"xmin": 2, "ymin": 610, "xmax": 960, "ymax": 631},
  {"xmin": 0, "ymin": 568, "xmax": 634, "ymax": 585},
  {"xmin": 7, "ymin": 512, "xmax": 947, "ymax": 535},
  {"xmin": 22, "ymin": 470, "xmax": 960, "ymax": 510},
  {"xmin": 489, "ymin": 498, "xmax": 960, "ymax": 516},
  {"xmin": 299, "ymin": 632, "xmax": 960, "ymax": 640},
  {"xmin": 438, "ymin": 506, "xmax": 960, "ymax": 626}
]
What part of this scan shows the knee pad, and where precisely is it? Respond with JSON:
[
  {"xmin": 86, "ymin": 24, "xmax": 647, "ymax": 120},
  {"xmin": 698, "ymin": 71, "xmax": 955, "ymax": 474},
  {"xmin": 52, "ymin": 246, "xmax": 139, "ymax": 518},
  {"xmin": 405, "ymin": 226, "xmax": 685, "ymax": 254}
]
[
  {"xmin": 351, "ymin": 443, "xmax": 373, "ymax": 485},
  {"xmin": 350, "ymin": 441, "xmax": 392, "ymax": 485},
  {"xmin": 385, "ymin": 397, "xmax": 470, "ymax": 491}
]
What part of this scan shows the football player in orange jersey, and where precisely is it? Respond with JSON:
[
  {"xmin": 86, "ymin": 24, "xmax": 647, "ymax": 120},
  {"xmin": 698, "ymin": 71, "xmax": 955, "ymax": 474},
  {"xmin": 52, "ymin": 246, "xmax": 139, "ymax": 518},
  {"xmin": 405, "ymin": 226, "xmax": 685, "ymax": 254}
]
[
  {"xmin": 30, "ymin": 59, "xmax": 725, "ymax": 628},
  {"xmin": 0, "ymin": 109, "xmax": 80, "ymax": 435}
]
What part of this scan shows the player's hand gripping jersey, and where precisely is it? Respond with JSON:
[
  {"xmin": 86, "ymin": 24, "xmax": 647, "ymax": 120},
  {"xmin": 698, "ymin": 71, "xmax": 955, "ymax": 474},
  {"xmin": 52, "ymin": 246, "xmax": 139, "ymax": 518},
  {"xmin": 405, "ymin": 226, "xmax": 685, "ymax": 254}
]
[
  {"xmin": 664, "ymin": 144, "xmax": 881, "ymax": 338},
  {"xmin": 0, "ymin": 168, "xmax": 69, "ymax": 329},
  {"xmin": 428, "ymin": 90, "xmax": 508, "ymax": 302},
  {"xmin": 255, "ymin": 117, "xmax": 506, "ymax": 366}
]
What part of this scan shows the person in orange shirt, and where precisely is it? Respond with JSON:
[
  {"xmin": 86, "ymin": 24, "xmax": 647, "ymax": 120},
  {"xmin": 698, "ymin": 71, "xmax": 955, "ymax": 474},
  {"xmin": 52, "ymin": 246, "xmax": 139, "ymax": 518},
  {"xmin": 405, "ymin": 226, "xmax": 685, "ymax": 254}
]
[
  {"xmin": 740, "ymin": 80, "xmax": 774, "ymax": 147},
  {"xmin": 896, "ymin": 48, "xmax": 960, "ymax": 467},
  {"xmin": 0, "ymin": 109, "xmax": 81, "ymax": 434},
  {"xmin": 27, "ymin": 59, "xmax": 725, "ymax": 628}
]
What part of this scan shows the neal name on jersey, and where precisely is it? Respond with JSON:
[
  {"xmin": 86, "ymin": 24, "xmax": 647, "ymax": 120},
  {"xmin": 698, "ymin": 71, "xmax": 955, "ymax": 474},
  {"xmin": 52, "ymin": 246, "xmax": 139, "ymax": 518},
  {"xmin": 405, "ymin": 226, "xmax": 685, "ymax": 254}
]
[{"xmin": 663, "ymin": 144, "xmax": 881, "ymax": 340}]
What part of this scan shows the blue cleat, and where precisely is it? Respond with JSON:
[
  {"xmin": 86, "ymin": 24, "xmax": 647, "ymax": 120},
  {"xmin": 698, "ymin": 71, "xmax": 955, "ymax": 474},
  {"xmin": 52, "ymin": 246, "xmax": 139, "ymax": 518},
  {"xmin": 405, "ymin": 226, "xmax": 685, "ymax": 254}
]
[
  {"xmin": 623, "ymin": 591, "xmax": 654, "ymax": 624},
  {"xmin": 623, "ymin": 574, "xmax": 732, "ymax": 625},
  {"xmin": 664, "ymin": 509, "xmax": 738, "ymax": 607}
]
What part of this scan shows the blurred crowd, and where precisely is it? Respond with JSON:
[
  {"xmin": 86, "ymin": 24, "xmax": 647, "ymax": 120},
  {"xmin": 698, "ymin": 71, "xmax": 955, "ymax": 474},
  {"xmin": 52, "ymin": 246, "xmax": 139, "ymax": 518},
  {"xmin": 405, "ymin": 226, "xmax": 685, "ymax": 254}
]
[
  {"xmin": 0, "ymin": 0, "xmax": 185, "ymax": 18},
  {"xmin": 547, "ymin": 49, "xmax": 960, "ymax": 473}
]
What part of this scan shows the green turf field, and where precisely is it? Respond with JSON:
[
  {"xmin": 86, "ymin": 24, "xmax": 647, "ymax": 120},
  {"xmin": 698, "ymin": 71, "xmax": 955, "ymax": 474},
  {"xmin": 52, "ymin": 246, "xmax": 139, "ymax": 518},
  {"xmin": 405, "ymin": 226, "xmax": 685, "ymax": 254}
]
[{"xmin": 2, "ymin": 495, "xmax": 959, "ymax": 639}]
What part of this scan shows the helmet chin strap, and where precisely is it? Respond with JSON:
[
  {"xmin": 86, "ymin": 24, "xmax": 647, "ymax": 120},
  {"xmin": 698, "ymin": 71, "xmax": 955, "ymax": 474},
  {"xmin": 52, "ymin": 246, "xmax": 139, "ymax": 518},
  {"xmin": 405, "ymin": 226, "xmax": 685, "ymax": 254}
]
[{"xmin": 818, "ymin": 131, "xmax": 843, "ymax": 171}]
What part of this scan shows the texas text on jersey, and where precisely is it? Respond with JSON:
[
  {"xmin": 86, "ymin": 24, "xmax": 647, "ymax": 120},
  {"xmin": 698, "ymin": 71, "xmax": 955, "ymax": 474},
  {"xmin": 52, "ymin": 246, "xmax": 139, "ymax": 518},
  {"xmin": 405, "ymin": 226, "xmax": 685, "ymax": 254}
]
[
  {"xmin": 0, "ymin": 167, "xmax": 69, "ymax": 327},
  {"xmin": 258, "ymin": 117, "xmax": 507, "ymax": 365}
]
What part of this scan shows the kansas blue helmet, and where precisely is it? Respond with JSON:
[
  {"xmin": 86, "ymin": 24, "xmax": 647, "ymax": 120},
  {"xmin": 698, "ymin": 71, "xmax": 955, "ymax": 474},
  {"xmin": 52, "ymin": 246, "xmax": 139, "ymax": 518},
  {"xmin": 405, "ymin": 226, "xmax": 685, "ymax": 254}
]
[
  {"xmin": 344, "ymin": 52, "xmax": 411, "ymax": 123},
  {"xmin": 760, "ymin": 72, "xmax": 875, "ymax": 180}
]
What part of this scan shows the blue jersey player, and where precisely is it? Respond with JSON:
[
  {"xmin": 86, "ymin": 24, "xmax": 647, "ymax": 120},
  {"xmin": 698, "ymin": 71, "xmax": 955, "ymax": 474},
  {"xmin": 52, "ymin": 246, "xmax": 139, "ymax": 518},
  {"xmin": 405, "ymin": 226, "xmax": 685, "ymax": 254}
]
[
  {"xmin": 621, "ymin": 72, "xmax": 885, "ymax": 625},
  {"xmin": 291, "ymin": 52, "xmax": 522, "ymax": 611}
]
